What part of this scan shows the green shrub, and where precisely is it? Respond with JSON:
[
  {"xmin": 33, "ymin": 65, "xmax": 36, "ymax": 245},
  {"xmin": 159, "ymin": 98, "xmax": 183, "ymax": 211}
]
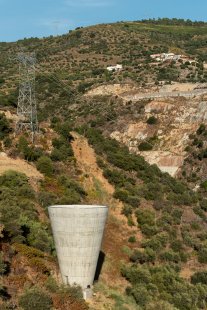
[
  {"xmin": 113, "ymin": 189, "xmax": 140, "ymax": 208},
  {"xmin": 197, "ymin": 124, "xmax": 206, "ymax": 135},
  {"xmin": 159, "ymin": 250, "xmax": 180, "ymax": 263},
  {"xmin": 171, "ymin": 240, "xmax": 183, "ymax": 252},
  {"xmin": 142, "ymin": 233, "xmax": 168, "ymax": 252},
  {"xmin": 52, "ymin": 137, "xmax": 66, "ymax": 148},
  {"xmin": 0, "ymin": 171, "xmax": 40, "ymax": 244},
  {"xmin": 0, "ymin": 113, "xmax": 12, "ymax": 139},
  {"xmin": 0, "ymin": 252, "xmax": 6, "ymax": 275},
  {"xmin": 58, "ymin": 175, "xmax": 86, "ymax": 197},
  {"xmin": 130, "ymin": 248, "xmax": 156, "ymax": 264},
  {"xmin": 193, "ymin": 207, "xmax": 206, "ymax": 221},
  {"xmin": 103, "ymin": 168, "xmax": 135, "ymax": 187},
  {"xmin": 122, "ymin": 265, "xmax": 151, "ymax": 285},
  {"xmin": 27, "ymin": 222, "xmax": 52, "ymax": 253},
  {"xmin": 19, "ymin": 287, "xmax": 52, "ymax": 310},
  {"xmin": 13, "ymin": 243, "xmax": 45, "ymax": 259},
  {"xmin": 28, "ymin": 257, "xmax": 49, "ymax": 274},
  {"xmin": 122, "ymin": 204, "xmax": 133, "ymax": 217},
  {"xmin": 18, "ymin": 136, "xmax": 43, "ymax": 161},
  {"xmin": 200, "ymin": 199, "xmax": 207, "ymax": 211},
  {"xmin": 191, "ymin": 271, "xmax": 207, "ymax": 285},
  {"xmin": 145, "ymin": 300, "xmax": 178, "ymax": 310},
  {"xmin": 36, "ymin": 156, "xmax": 54, "ymax": 176},
  {"xmin": 138, "ymin": 141, "xmax": 153, "ymax": 151},
  {"xmin": 128, "ymin": 285, "xmax": 152, "ymax": 307},
  {"xmin": 190, "ymin": 221, "xmax": 201, "ymax": 230},
  {"xmin": 200, "ymin": 180, "xmax": 207, "ymax": 190},
  {"xmin": 56, "ymin": 121, "xmax": 73, "ymax": 140},
  {"xmin": 51, "ymin": 136, "xmax": 73, "ymax": 161},
  {"xmin": 128, "ymin": 236, "xmax": 136, "ymax": 243},
  {"xmin": 45, "ymin": 276, "xmax": 59, "ymax": 293},
  {"xmin": 171, "ymin": 209, "xmax": 183, "ymax": 225},
  {"xmin": 141, "ymin": 224, "xmax": 158, "ymax": 237},
  {"xmin": 3, "ymin": 137, "xmax": 12, "ymax": 148},
  {"xmin": 147, "ymin": 116, "xmax": 158, "ymax": 125},
  {"xmin": 198, "ymin": 247, "xmax": 207, "ymax": 263},
  {"xmin": 0, "ymin": 170, "xmax": 28, "ymax": 189},
  {"xmin": 136, "ymin": 209, "xmax": 156, "ymax": 227},
  {"xmin": 38, "ymin": 191, "xmax": 57, "ymax": 209}
]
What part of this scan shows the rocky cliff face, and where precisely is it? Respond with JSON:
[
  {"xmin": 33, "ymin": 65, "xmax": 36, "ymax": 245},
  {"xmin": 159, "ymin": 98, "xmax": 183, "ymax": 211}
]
[{"xmin": 86, "ymin": 83, "xmax": 207, "ymax": 176}]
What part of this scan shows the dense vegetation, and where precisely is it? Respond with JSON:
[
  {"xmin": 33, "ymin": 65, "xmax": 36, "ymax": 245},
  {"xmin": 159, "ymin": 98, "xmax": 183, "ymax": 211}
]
[
  {"xmin": 0, "ymin": 120, "xmax": 88, "ymax": 308},
  {"xmin": 79, "ymin": 126, "xmax": 207, "ymax": 309},
  {"xmin": 180, "ymin": 123, "xmax": 207, "ymax": 187}
]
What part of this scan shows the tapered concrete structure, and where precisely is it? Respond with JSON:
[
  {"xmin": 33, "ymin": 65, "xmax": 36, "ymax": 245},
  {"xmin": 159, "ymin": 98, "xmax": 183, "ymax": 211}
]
[{"xmin": 48, "ymin": 205, "xmax": 108, "ymax": 297}]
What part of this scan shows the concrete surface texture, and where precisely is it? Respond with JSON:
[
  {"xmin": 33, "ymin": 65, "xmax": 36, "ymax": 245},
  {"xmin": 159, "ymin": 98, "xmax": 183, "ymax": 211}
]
[{"xmin": 48, "ymin": 205, "xmax": 108, "ymax": 290}]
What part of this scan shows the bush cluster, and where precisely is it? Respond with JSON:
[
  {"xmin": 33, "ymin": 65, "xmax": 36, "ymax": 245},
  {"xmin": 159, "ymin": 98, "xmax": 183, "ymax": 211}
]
[
  {"xmin": 0, "ymin": 171, "xmax": 53, "ymax": 252},
  {"xmin": 122, "ymin": 265, "xmax": 207, "ymax": 309}
]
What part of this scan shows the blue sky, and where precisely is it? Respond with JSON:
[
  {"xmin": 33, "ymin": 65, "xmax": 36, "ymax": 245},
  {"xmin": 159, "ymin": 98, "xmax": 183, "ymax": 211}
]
[{"xmin": 1, "ymin": 0, "xmax": 207, "ymax": 42}]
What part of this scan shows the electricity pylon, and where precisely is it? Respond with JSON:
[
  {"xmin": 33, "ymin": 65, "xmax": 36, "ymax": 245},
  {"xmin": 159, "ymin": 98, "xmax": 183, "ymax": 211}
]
[{"xmin": 16, "ymin": 52, "xmax": 38, "ymax": 142}]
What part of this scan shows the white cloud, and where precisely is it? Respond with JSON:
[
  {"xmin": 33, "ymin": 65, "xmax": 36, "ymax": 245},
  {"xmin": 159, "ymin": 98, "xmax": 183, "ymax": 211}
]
[{"xmin": 64, "ymin": 0, "xmax": 112, "ymax": 8}]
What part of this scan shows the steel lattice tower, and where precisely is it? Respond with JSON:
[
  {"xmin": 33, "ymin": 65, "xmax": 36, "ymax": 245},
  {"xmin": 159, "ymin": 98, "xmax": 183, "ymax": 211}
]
[{"xmin": 16, "ymin": 52, "xmax": 38, "ymax": 141}]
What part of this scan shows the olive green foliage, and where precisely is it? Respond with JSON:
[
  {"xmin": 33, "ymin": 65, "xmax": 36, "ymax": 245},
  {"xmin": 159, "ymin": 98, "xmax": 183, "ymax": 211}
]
[
  {"xmin": 181, "ymin": 124, "xmax": 207, "ymax": 192},
  {"xmin": 52, "ymin": 120, "xmax": 73, "ymax": 140},
  {"xmin": 147, "ymin": 116, "xmax": 158, "ymax": 125},
  {"xmin": 130, "ymin": 248, "xmax": 156, "ymax": 264},
  {"xmin": 18, "ymin": 281, "xmax": 85, "ymax": 310},
  {"xmin": 198, "ymin": 247, "xmax": 207, "ymax": 264},
  {"xmin": 0, "ymin": 113, "xmax": 12, "ymax": 140},
  {"xmin": 18, "ymin": 136, "xmax": 43, "ymax": 161},
  {"xmin": 122, "ymin": 265, "xmax": 207, "ymax": 309},
  {"xmin": 0, "ymin": 171, "xmax": 52, "ymax": 252},
  {"xmin": 138, "ymin": 141, "xmax": 153, "ymax": 151},
  {"xmin": 39, "ymin": 174, "xmax": 86, "ymax": 208},
  {"xmin": 78, "ymin": 127, "xmax": 207, "ymax": 309},
  {"xmin": 51, "ymin": 137, "xmax": 73, "ymax": 161},
  {"xmin": 191, "ymin": 271, "xmax": 207, "ymax": 285},
  {"xmin": 19, "ymin": 287, "xmax": 52, "ymax": 310},
  {"xmin": 0, "ymin": 92, "xmax": 17, "ymax": 108},
  {"xmin": 0, "ymin": 252, "xmax": 6, "ymax": 275},
  {"xmin": 45, "ymin": 276, "xmax": 59, "ymax": 293},
  {"xmin": 196, "ymin": 124, "xmax": 206, "ymax": 135},
  {"xmin": 36, "ymin": 156, "xmax": 54, "ymax": 176},
  {"xmin": 128, "ymin": 236, "xmax": 136, "ymax": 243},
  {"xmin": 50, "ymin": 121, "xmax": 74, "ymax": 161},
  {"xmin": 38, "ymin": 191, "xmax": 57, "ymax": 209},
  {"xmin": 57, "ymin": 174, "xmax": 86, "ymax": 204}
]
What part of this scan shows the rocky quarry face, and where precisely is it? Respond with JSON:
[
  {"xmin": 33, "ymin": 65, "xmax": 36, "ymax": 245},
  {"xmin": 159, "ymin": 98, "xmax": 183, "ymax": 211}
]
[
  {"xmin": 86, "ymin": 84, "xmax": 207, "ymax": 177},
  {"xmin": 111, "ymin": 97, "xmax": 207, "ymax": 176}
]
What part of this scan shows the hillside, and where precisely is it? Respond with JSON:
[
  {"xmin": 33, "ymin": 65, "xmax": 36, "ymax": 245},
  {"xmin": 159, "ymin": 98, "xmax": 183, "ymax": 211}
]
[
  {"xmin": 1, "ymin": 19, "xmax": 207, "ymax": 309},
  {"xmin": 1, "ymin": 18, "xmax": 207, "ymax": 116}
]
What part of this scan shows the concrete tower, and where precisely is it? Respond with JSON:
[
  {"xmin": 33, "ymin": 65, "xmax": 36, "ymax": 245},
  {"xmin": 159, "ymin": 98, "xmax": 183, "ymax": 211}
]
[{"xmin": 48, "ymin": 205, "xmax": 108, "ymax": 298}]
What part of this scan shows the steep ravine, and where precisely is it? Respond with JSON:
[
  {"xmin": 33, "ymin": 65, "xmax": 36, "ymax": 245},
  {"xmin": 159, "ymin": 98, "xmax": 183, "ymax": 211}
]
[{"xmin": 71, "ymin": 132, "xmax": 141, "ymax": 310}]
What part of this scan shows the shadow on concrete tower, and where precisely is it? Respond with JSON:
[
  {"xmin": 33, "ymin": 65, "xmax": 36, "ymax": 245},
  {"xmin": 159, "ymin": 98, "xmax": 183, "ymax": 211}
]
[{"xmin": 48, "ymin": 205, "xmax": 108, "ymax": 299}]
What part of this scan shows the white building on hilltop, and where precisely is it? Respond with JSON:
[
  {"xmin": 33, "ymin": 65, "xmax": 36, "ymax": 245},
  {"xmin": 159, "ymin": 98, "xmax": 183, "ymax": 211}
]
[
  {"xmin": 151, "ymin": 53, "xmax": 181, "ymax": 62},
  {"xmin": 107, "ymin": 64, "xmax": 123, "ymax": 72}
]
